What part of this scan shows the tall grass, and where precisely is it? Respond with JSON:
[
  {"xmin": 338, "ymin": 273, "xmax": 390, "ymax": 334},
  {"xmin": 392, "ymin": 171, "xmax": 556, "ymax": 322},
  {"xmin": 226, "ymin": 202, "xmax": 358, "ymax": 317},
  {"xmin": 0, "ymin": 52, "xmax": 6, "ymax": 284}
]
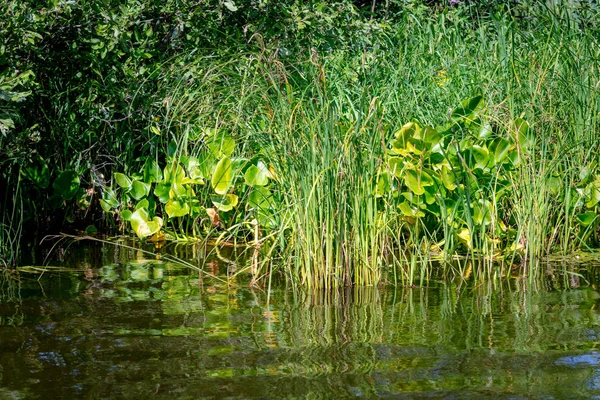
[{"xmin": 142, "ymin": 1, "xmax": 600, "ymax": 288}]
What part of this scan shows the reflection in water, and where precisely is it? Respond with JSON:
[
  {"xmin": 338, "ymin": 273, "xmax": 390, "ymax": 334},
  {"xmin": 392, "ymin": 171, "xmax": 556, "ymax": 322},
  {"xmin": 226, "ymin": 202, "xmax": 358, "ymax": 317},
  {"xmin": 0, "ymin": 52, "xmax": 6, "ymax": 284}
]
[{"xmin": 1, "ymin": 243, "xmax": 600, "ymax": 398}]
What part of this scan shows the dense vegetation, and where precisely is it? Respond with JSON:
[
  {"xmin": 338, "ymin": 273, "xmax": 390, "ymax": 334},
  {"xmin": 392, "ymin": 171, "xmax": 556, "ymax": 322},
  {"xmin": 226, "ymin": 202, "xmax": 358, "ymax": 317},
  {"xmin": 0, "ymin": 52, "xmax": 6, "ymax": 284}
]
[{"xmin": 1, "ymin": 0, "xmax": 599, "ymax": 287}]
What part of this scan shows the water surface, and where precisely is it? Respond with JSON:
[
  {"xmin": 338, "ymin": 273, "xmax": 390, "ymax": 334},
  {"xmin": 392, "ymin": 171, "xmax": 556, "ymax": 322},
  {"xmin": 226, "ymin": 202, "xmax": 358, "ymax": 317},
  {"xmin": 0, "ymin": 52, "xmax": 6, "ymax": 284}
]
[{"xmin": 1, "ymin": 243, "xmax": 600, "ymax": 398}]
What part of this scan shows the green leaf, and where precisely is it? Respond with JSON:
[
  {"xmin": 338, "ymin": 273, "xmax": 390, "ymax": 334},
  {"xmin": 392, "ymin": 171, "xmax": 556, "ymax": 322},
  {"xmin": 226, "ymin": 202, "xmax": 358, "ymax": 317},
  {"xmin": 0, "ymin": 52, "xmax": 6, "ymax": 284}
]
[
  {"xmin": 440, "ymin": 165, "xmax": 457, "ymax": 191},
  {"xmin": 471, "ymin": 145, "xmax": 490, "ymax": 169},
  {"xmin": 53, "ymin": 170, "xmax": 80, "ymax": 200},
  {"xmin": 121, "ymin": 209, "xmax": 133, "ymax": 221},
  {"xmin": 452, "ymin": 95, "xmax": 484, "ymax": 121},
  {"xmin": 489, "ymin": 137, "xmax": 511, "ymax": 164},
  {"xmin": 165, "ymin": 199, "xmax": 190, "ymax": 218},
  {"xmin": 182, "ymin": 156, "xmax": 205, "ymax": 181},
  {"xmin": 211, "ymin": 193, "xmax": 239, "ymax": 212},
  {"xmin": 114, "ymin": 172, "xmax": 132, "ymax": 190},
  {"xmin": 136, "ymin": 199, "xmax": 149, "ymax": 210},
  {"xmin": 154, "ymin": 183, "xmax": 171, "ymax": 203},
  {"xmin": 101, "ymin": 188, "xmax": 119, "ymax": 211},
  {"xmin": 398, "ymin": 201, "xmax": 424, "ymax": 218},
  {"xmin": 422, "ymin": 126, "xmax": 442, "ymax": 146},
  {"xmin": 85, "ymin": 225, "xmax": 98, "ymax": 235},
  {"xmin": 576, "ymin": 211, "xmax": 597, "ymax": 227},
  {"xmin": 245, "ymin": 162, "xmax": 269, "ymax": 186},
  {"xmin": 143, "ymin": 159, "xmax": 162, "ymax": 183},
  {"xmin": 130, "ymin": 180, "xmax": 150, "ymax": 200},
  {"xmin": 403, "ymin": 168, "xmax": 433, "ymax": 195},
  {"xmin": 388, "ymin": 157, "xmax": 404, "ymax": 178},
  {"xmin": 129, "ymin": 209, "xmax": 163, "ymax": 239},
  {"xmin": 163, "ymin": 162, "xmax": 186, "ymax": 185},
  {"xmin": 392, "ymin": 122, "xmax": 420, "ymax": 153},
  {"xmin": 211, "ymin": 156, "xmax": 233, "ymax": 195},
  {"xmin": 22, "ymin": 158, "xmax": 50, "ymax": 188},
  {"xmin": 207, "ymin": 135, "xmax": 235, "ymax": 158}
]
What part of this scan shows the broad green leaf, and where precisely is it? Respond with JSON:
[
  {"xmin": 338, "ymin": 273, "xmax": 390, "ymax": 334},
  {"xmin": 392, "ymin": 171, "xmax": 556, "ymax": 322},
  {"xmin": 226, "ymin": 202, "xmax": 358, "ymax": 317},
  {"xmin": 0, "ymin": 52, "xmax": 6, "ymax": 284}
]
[
  {"xmin": 422, "ymin": 126, "xmax": 442, "ymax": 146},
  {"xmin": 85, "ymin": 225, "xmax": 98, "ymax": 235},
  {"xmin": 489, "ymin": 137, "xmax": 511, "ymax": 164},
  {"xmin": 223, "ymin": 0, "xmax": 238, "ymax": 11},
  {"xmin": 452, "ymin": 95, "xmax": 484, "ymax": 121},
  {"xmin": 407, "ymin": 138, "xmax": 425, "ymax": 155},
  {"xmin": 136, "ymin": 199, "xmax": 149, "ymax": 210},
  {"xmin": 398, "ymin": 201, "xmax": 424, "ymax": 218},
  {"xmin": 130, "ymin": 180, "xmax": 150, "ymax": 200},
  {"xmin": 245, "ymin": 163, "xmax": 269, "ymax": 186},
  {"xmin": 182, "ymin": 156, "xmax": 204, "ymax": 181},
  {"xmin": 392, "ymin": 122, "xmax": 420, "ymax": 152},
  {"xmin": 207, "ymin": 135, "xmax": 235, "ymax": 158},
  {"xmin": 129, "ymin": 209, "xmax": 163, "ymax": 239},
  {"xmin": 471, "ymin": 145, "xmax": 490, "ymax": 169},
  {"xmin": 472, "ymin": 200, "xmax": 492, "ymax": 225},
  {"xmin": 120, "ymin": 209, "xmax": 133, "ymax": 221},
  {"xmin": 114, "ymin": 172, "xmax": 132, "ymax": 189},
  {"xmin": 101, "ymin": 188, "xmax": 119, "ymax": 211},
  {"xmin": 457, "ymin": 228, "xmax": 472, "ymax": 249},
  {"xmin": 163, "ymin": 162, "xmax": 185, "ymax": 185},
  {"xmin": 249, "ymin": 186, "xmax": 274, "ymax": 210},
  {"xmin": 154, "ymin": 183, "xmax": 171, "ymax": 203},
  {"xmin": 403, "ymin": 168, "xmax": 433, "ymax": 195},
  {"xmin": 23, "ymin": 159, "xmax": 50, "ymax": 188},
  {"xmin": 143, "ymin": 159, "xmax": 162, "ymax": 183},
  {"xmin": 388, "ymin": 157, "xmax": 404, "ymax": 178},
  {"xmin": 211, "ymin": 193, "xmax": 239, "ymax": 212},
  {"xmin": 165, "ymin": 199, "xmax": 190, "ymax": 218},
  {"xmin": 548, "ymin": 176, "xmax": 563, "ymax": 196},
  {"xmin": 514, "ymin": 117, "xmax": 530, "ymax": 147},
  {"xmin": 585, "ymin": 183, "xmax": 600, "ymax": 208},
  {"xmin": 211, "ymin": 156, "xmax": 233, "ymax": 195},
  {"xmin": 440, "ymin": 165, "xmax": 457, "ymax": 191},
  {"xmin": 576, "ymin": 211, "xmax": 597, "ymax": 226},
  {"xmin": 53, "ymin": 170, "xmax": 80, "ymax": 200}
]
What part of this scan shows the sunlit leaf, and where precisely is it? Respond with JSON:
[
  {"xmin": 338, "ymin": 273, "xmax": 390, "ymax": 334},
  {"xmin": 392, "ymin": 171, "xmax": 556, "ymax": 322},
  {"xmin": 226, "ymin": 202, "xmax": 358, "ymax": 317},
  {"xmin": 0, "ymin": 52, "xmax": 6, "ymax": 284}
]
[
  {"xmin": 165, "ymin": 199, "xmax": 190, "ymax": 218},
  {"xmin": 211, "ymin": 156, "xmax": 233, "ymax": 195},
  {"xmin": 130, "ymin": 180, "xmax": 150, "ymax": 200},
  {"xmin": 114, "ymin": 172, "xmax": 132, "ymax": 189},
  {"xmin": 129, "ymin": 208, "xmax": 163, "ymax": 239},
  {"xmin": 576, "ymin": 211, "xmax": 597, "ymax": 227},
  {"xmin": 211, "ymin": 193, "xmax": 239, "ymax": 212}
]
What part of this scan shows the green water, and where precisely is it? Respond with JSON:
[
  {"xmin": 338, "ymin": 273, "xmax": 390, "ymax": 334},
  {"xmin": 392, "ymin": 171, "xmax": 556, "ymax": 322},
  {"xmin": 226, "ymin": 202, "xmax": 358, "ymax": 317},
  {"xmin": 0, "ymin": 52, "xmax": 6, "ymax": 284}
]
[{"xmin": 1, "ymin": 243, "xmax": 600, "ymax": 399}]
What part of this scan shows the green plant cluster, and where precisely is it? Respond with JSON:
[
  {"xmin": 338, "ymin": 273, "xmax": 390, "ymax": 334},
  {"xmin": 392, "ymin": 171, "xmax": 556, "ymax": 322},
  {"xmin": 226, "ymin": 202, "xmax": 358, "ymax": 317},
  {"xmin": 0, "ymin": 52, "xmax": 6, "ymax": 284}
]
[{"xmin": 100, "ymin": 132, "xmax": 279, "ymax": 241}]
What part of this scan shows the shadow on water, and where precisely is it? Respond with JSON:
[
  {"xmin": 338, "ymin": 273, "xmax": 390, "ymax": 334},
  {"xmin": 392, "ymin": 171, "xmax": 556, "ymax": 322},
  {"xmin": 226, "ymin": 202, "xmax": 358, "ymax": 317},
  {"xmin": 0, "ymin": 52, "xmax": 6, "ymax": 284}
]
[{"xmin": 2, "ymin": 241, "xmax": 600, "ymax": 398}]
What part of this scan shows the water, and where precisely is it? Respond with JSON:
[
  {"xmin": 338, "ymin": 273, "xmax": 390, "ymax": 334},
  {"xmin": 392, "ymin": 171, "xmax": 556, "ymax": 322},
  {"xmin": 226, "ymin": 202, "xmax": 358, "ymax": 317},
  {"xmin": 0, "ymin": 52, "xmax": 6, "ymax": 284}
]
[{"xmin": 1, "ymin": 242, "xmax": 600, "ymax": 399}]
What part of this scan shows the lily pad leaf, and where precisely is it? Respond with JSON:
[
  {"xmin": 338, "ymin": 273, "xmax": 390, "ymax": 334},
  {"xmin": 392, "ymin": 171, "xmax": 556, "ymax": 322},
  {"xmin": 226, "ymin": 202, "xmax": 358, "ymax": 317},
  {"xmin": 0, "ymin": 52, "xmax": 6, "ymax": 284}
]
[
  {"xmin": 120, "ymin": 209, "xmax": 133, "ymax": 221},
  {"xmin": 143, "ymin": 159, "xmax": 162, "ymax": 183},
  {"xmin": 452, "ymin": 95, "xmax": 484, "ymax": 121},
  {"xmin": 130, "ymin": 180, "xmax": 150, "ymax": 200},
  {"xmin": 129, "ymin": 209, "xmax": 163, "ymax": 239},
  {"xmin": 23, "ymin": 158, "xmax": 50, "ymax": 188},
  {"xmin": 403, "ymin": 169, "xmax": 433, "ymax": 195},
  {"xmin": 53, "ymin": 170, "xmax": 80, "ymax": 200},
  {"xmin": 245, "ymin": 163, "xmax": 269, "ymax": 186},
  {"xmin": 114, "ymin": 172, "xmax": 132, "ymax": 190},
  {"xmin": 489, "ymin": 137, "xmax": 511, "ymax": 164},
  {"xmin": 165, "ymin": 199, "xmax": 190, "ymax": 218},
  {"xmin": 211, "ymin": 156, "xmax": 233, "ymax": 195},
  {"xmin": 576, "ymin": 211, "xmax": 597, "ymax": 226},
  {"xmin": 211, "ymin": 193, "xmax": 239, "ymax": 212},
  {"xmin": 440, "ymin": 165, "xmax": 457, "ymax": 191}
]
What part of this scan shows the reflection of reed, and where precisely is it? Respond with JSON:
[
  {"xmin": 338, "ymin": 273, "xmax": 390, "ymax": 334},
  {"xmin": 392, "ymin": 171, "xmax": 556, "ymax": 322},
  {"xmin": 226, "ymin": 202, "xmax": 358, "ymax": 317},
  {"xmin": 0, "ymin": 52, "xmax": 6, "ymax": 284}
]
[{"xmin": 0, "ymin": 269, "xmax": 23, "ymax": 326}]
